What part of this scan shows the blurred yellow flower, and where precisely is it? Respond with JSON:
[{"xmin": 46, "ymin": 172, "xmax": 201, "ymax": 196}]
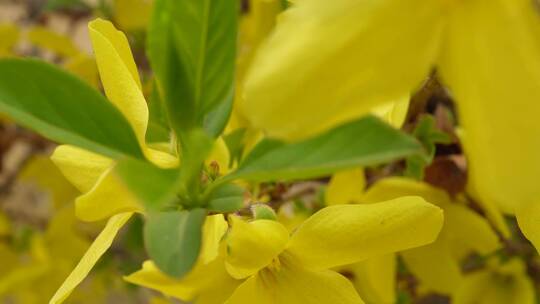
[{"xmin": 243, "ymin": 0, "xmax": 539, "ymax": 245}]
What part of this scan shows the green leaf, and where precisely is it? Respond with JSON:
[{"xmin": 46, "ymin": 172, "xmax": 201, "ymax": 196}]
[
  {"xmin": 405, "ymin": 114, "xmax": 452, "ymax": 180},
  {"xmin": 148, "ymin": 0, "xmax": 238, "ymax": 137},
  {"xmin": 114, "ymin": 159, "xmax": 180, "ymax": 211},
  {"xmin": 251, "ymin": 204, "xmax": 277, "ymax": 221},
  {"xmin": 144, "ymin": 209, "xmax": 206, "ymax": 278},
  {"xmin": 223, "ymin": 128, "xmax": 247, "ymax": 166},
  {"xmin": 146, "ymin": 81, "xmax": 172, "ymax": 144},
  {"xmin": 207, "ymin": 183, "xmax": 244, "ymax": 213},
  {"xmin": 204, "ymin": 90, "xmax": 234, "ymax": 137},
  {"xmin": 225, "ymin": 116, "xmax": 422, "ymax": 182},
  {"xmin": 0, "ymin": 59, "xmax": 144, "ymax": 159}
]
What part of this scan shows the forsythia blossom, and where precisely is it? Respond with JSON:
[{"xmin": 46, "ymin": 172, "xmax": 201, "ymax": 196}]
[{"xmin": 127, "ymin": 197, "xmax": 443, "ymax": 303}]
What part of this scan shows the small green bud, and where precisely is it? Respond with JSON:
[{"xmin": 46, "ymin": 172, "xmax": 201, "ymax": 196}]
[{"xmin": 251, "ymin": 204, "xmax": 277, "ymax": 221}]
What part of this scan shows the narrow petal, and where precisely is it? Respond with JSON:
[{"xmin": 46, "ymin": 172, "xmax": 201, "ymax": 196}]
[
  {"xmin": 438, "ymin": 0, "xmax": 540, "ymax": 236},
  {"xmin": 226, "ymin": 263, "xmax": 364, "ymax": 304},
  {"xmin": 226, "ymin": 217, "xmax": 289, "ymax": 279},
  {"xmin": 49, "ymin": 212, "xmax": 132, "ymax": 304},
  {"xmin": 199, "ymin": 214, "xmax": 229, "ymax": 265},
  {"xmin": 75, "ymin": 166, "xmax": 141, "ymax": 222},
  {"xmin": 88, "ymin": 19, "xmax": 147, "ymax": 144},
  {"xmin": 124, "ymin": 261, "xmax": 195, "ymax": 300},
  {"xmin": 325, "ymin": 168, "xmax": 365, "ymax": 206},
  {"xmin": 50, "ymin": 145, "xmax": 112, "ymax": 193},
  {"xmin": 242, "ymin": 0, "xmax": 445, "ymax": 140},
  {"xmin": 348, "ymin": 254, "xmax": 396, "ymax": 304},
  {"xmin": 287, "ymin": 196, "xmax": 443, "ymax": 270},
  {"xmin": 401, "ymin": 239, "xmax": 462, "ymax": 295}
]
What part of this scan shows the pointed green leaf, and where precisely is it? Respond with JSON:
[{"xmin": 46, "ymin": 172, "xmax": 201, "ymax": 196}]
[
  {"xmin": 225, "ymin": 116, "xmax": 422, "ymax": 182},
  {"xmin": 207, "ymin": 183, "xmax": 244, "ymax": 213},
  {"xmin": 114, "ymin": 159, "xmax": 180, "ymax": 211},
  {"xmin": 144, "ymin": 209, "xmax": 206, "ymax": 278},
  {"xmin": 148, "ymin": 0, "xmax": 238, "ymax": 136},
  {"xmin": 0, "ymin": 59, "xmax": 144, "ymax": 159}
]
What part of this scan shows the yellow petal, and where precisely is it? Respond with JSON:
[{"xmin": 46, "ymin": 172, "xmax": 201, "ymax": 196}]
[
  {"xmin": 126, "ymin": 248, "xmax": 240, "ymax": 303},
  {"xmin": 361, "ymin": 177, "xmax": 451, "ymax": 207},
  {"xmin": 348, "ymin": 254, "xmax": 396, "ymax": 304},
  {"xmin": 438, "ymin": 0, "xmax": 540, "ymax": 237},
  {"xmin": 51, "ymin": 145, "xmax": 112, "ymax": 193},
  {"xmin": 325, "ymin": 168, "xmax": 365, "ymax": 206},
  {"xmin": 228, "ymin": 0, "xmax": 282, "ymax": 133},
  {"xmin": 88, "ymin": 19, "xmax": 147, "ymax": 144},
  {"xmin": 145, "ymin": 147, "xmax": 179, "ymax": 169},
  {"xmin": 453, "ymin": 259, "xmax": 535, "ymax": 304},
  {"xmin": 199, "ymin": 214, "xmax": 229, "ymax": 265},
  {"xmin": 75, "ymin": 166, "xmax": 142, "ymax": 222},
  {"xmin": 50, "ymin": 212, "xmax": 132, "ymax": 304},
  {"xmin": 27, "ymin": 26, "xmax": 79, "ymax": 57},
  {"xmin": 226, "ymin": 216, "xmax": 289, "ymax": 279},
  {"xmin": 401, "ymin": 239, "xmax": 462, "ymax": 295},
  {"xmin": 286, "ymin": 196, "xmax": 443, "ymax": 270},
  {"xmin": 372, "ymin": 96, "xmax": 410, "ymax": 129},
  {"xmin": 361, "ymin": 178, "xmax": 501, "ymax": 256},
  {"xmin": 242, "ymin": 0, "xmax": 445, "ymax": 140},
  {"xmin": 226, "ymin": 263, "xmax": 364, "ymax": 304},
  {"xmin": 124, "ymin": 261, "xmax": 195, "ymax": 300},
  {"xmin": 444, "ymin": 203, "xmax": 500, "ymax": 256}
]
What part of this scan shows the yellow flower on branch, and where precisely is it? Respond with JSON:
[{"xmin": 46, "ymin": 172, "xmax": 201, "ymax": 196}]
[{"xmin": 126, "ymin": 197, "xmax": 443, "ymax": 303}]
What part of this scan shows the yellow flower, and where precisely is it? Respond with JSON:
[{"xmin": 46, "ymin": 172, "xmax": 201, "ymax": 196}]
[
  {"xmin": 49, "ymin": 19, "xmax": 228, "ymax": 303},
  {"xmin": 331, "ymin": 177, "xmax": 501, "ymax": 302},
  {"xmin": 127, "ymin": 197, "xmax": 443, "ymax": 303},
  {"xmin": 453, "ymin": 259, "xmax": 536, "ymax": 304},
  {"xmin": 243, "ymin": 0, "xmax": 539, "ymax": 240}
]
